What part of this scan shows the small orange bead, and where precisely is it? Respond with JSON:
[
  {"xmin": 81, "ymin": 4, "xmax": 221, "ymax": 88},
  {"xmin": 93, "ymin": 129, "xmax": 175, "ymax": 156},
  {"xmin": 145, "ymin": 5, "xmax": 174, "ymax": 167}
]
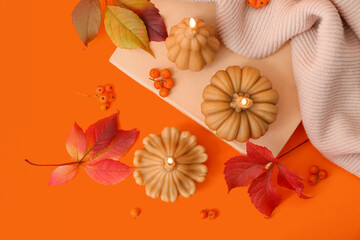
[
  {"xmin": 154, "ymin": 80, "xmax": 163, "ymax": 90},
  {"xmin": 318, "ymin": 170, "xmax": 328, "ymax": 180},
  {"xmin": 309, "ymin": 165, "xmax": 319, "ymax": 175},
  {"xmin": 98, "ymin": 94, "xmax": 109, "ymax": 104},
  {"xmin": 104, "ymin": 84, "xmax": 114, "ymax": 93},
  {"xmin": 159, "ymin": 88, "xmax": 170, "ymax": 97},
  {"xmin": 149, "ymin": 68, "xmax": 160, "ymax": 79},
  {"xmin": 96, "ymin": 86, "xmax": 105, "ymax": 95},
  {"xmin": 208, "ymin": 209, "xmax": 218, "ymax": 220},
  {"xmin": 163, "ymin": 78, "xmax": 174, "ymax": 89},
  {"xmin": 308, "ymin": 174, "xmax": 319, "ymax": 185},
  {"xmin": 130, "ymin": 208, "xmax": 141, "ymax": 220},
  {"xmin": 160, "ymin": 68, "xmax": 171, "ymax": 79},
  {"xmin": 108, "ymin": 92, "xmax": 116, "ymax": 102},
  {"xmin": 200, "ymin": 209, "xmax": 209, "ymax": 219},
  {"xmin": 100, "ymin": 102, "xmax": 110, "ymax": 111}
]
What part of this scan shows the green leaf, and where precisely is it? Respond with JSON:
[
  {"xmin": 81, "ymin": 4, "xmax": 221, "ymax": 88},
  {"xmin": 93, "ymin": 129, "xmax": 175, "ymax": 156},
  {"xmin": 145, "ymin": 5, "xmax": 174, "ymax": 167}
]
[
  {"xmin": 104, "ymin": 6, "xmax": 154, "ymax": 56},
  {"xmin": 72, "ymin": 0, "xmax": 101, "ymax": 47},
  {"xmin": 113, "ymin": 0, "xmax": 153, "ymax": 14}
]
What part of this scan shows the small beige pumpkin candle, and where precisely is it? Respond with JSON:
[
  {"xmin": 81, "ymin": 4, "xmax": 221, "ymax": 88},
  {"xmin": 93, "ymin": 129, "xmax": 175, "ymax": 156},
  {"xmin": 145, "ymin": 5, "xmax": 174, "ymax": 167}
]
[
  {"xmin": 165, "ymin": 17, "xmax": 220, "ymax": 72},
  {"xmin": 201, "ymin": 66, "xmax": 279, "ymax": 142},
  {"xmin": 133, "ymin": 127, "xmax": 208, "ymax": 202}
]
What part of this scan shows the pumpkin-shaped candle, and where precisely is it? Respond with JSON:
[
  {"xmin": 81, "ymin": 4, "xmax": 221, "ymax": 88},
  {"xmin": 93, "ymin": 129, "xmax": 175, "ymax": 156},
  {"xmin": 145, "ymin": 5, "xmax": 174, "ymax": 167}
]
[
  {"xmin": 133, "ymin": 127, "xmax": 208, "ymax": 202},
  {"xmin": 165, "ymin": 18, "xmax": 220, "ymax": 72},
  {"xmin": 201, "ymin": 66, "xmax": 279, "ymax": 142}
]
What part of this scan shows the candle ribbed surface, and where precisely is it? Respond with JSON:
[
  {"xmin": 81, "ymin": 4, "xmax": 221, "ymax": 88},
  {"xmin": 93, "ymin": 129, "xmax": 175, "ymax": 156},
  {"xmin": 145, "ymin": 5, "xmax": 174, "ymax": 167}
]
[{"xmin": 180, "ymin": 0, "xmax": 360, "ymax": 177}]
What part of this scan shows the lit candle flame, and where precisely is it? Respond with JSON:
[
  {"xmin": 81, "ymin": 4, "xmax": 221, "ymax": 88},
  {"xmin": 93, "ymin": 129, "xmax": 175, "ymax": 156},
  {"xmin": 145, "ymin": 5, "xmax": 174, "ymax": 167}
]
[
  {"xmin": 167, "ymin": 157, "xmax": 174, "ymax": 165},
  {"xmin": 189, "ymin": 18, "xmax": 196, "ymax": 29},
  {"xmin": 241, "ymin": 98, "xmax": 248, "ymax": 106}
]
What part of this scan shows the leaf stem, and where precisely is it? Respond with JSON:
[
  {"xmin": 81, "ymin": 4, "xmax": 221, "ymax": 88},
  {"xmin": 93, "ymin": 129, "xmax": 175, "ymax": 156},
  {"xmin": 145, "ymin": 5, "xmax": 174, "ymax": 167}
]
[
  {"xmin": 25, "ymin": 159, "xmax": 80, "ymax": 167},
  {"xmin": 277, "ymin": 139, "xmax": 309, "ymax": 159}
]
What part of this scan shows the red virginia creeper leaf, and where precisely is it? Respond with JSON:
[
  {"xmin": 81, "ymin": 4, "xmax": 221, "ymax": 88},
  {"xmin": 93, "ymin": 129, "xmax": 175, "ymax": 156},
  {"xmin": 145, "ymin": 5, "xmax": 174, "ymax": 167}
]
[
  {"xmin": 277, "ymin": 164, "xmax": 310, "ymax": 199},
  {"xmin": 48, "ymin": 165, "xmax": 79, "ymax": 186},
  {"xmin": 84, "ymin": 159, "xmax": 134, "ymax": 185},
  {"xmin": 113, "ymin": 0, "xmax": 168, "ymax": 41},
  {"xmin": 248, "ymin": 168, "xmax": 281, "ymax": 217},
  {"xmin": 246, "ymin": 141, "xmax": 278, "ymax": 164},
  {"xmin": 85, "ymin": 113, "xmax": 118, "ymax": 157},
  {"xmin": 91, "ymin": 129, "xmax": 139, "ymax": 163},
  {"xmin": 66, "ymin": 122, "xmax": 87, "ymax": 160},
  {"xmin": 72, "ymin": 0, "xmax": 102, "ymax": 47},
  {"xmin": 224, "ymin": 156, "xmax": 267, "ymax": 192},
  {"xmin": 139, "ymin": 7, "xmax": 168, "ymax": 42}
]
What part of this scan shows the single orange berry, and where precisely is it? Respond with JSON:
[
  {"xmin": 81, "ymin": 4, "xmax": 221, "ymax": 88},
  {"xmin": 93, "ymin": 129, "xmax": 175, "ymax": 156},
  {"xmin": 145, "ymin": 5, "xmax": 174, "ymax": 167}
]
[
  {"xmin": 159, "ymin": 88, "xmax": 170, "ymax": 97},
  {"xmin": 318, "ymin": 170, "xmax": 328, "ymax": 180},
  {"xmin": 130, "ymin": 208, "xmax": 141, "ymax": 220},
  {"xmin": 160, "ymin": 68, "xmax": 171, "ymax": 79},
  {"xmin": 149, "ymin": 68, "xmax": 160, "ymax": 79},
  {"xmin": 104, "ymin": 84, "xmax": 114, "ymax": 93},
  {"xmin": 108, "ymin": 92, "xmax": 116, "ymax": 102},
  {"xmin": 309, "ymin": 165, "xmax": 319, "ymax": 175},
  {"xmin": 154, "ymin": 80, "xmax": 163, "ymax": 90},
  {"xmin": 163, "ymin": 78, "xmax": 174, "ymax": 89},
  {"xmin": 100, "ymin": 102, "xmax": 110, "ymax": 111},
  {"xmin": 208, "ymin": 209, "xmax": 218, "ymax": 220},
  {"xmin": 200, "ymin": 209, "xmax": 209, "ymax": 219},
  {"xmin": 308, "ymin": 174, "xmax": 319, "ymax": 185},
  {"xmin": 96, "ymin": 86, "xmax": 105, "ymax": 95},
  {"xmin": 98, "ymin": 94, "xmax": 109, "ymax": 104}
]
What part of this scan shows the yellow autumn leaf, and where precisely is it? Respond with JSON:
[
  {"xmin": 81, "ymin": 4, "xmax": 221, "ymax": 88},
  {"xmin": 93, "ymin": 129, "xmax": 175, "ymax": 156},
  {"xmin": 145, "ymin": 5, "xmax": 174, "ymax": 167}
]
[{"xmin": 104, "ymin": 6, "xmax": 154, "ymax": 57}]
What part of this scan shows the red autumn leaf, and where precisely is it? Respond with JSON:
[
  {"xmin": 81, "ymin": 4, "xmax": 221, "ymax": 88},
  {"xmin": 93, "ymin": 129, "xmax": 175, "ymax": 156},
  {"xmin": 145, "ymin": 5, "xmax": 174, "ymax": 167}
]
[
  {"xmin": 85, "ymin": 113, "xmax": 118, "ymax": 157},
  {"xmin": 224, "ymin": 141, "xmax": 276, "ymax": 192},
  {"xmin": 224, "ymin": 141, "xmax": 309, "ymax": 218},
  {"xmin": 224, "ymin": 156, "xmax": 267, "ymax": 192},
  {"xmin": 72, "ymin": 0, "xmax": 102, "ymax": 47},
  {"xmin": 84, "ymin": 159, "xmax": 134, "ymax": 185},
  {"xmin": 248, "ymin": 168, "xmax": 281, "ymax": 217},
  {"xmin": 48, "ymin": 165, "xmax": 79, "ymax": 186},
  {"xmin": 277, "ymin": 163, "xmax": 310, "ymax": 199},
  {"xmin": 91, "ymin": 129, "xmax": 139, "ymax": 163},
  {"xmin": 246, "ymin": 140, "xmax": 278, "ymax": 164},
  {"xmin": 66, "ymin": 122, "xmax": 87, "ymax": 160},
  {"xmin": 113, "ymin": 0, "xmax": 168, "ymax": 42},
  {"xmin": 139, "ymin": 7, "xmax": 168, "ymax": 42},
  {"xmin": 26, "ymin": 113, "xmax": 138, "ymax": 186}
]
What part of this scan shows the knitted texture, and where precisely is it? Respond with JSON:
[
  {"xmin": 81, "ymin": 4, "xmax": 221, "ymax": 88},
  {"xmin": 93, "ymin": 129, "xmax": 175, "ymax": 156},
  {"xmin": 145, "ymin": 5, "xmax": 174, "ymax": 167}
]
[{"xmin": 182, "ymin": 0, "xmax": 360, "ymax": 177}]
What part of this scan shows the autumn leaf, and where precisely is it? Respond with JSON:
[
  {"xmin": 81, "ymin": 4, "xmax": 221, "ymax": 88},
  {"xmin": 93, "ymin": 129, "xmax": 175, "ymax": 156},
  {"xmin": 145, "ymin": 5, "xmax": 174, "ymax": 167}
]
[
  {"xmin": 248, "ymin": 168, "xmax": 281, "ymax": 217},
  {"xmin": 114, "ymin": 0, "xmax": 168, "ymax": 42},
  {"xmin": 85, "ymin": 112, "xmax": 118, "ymax": 157},
  {"xmin": 72, "ymin": 0, "xmax": 102, "ymax": 47},
  {"xmin": 48, "ymin": 165, "xmax": 79, "ymax": 186},
  {"xmin": 277, "ymin": 163, "xmax": 310, "ymax": 199},
  {"xmin": 224, "ymin": 141, "xmax": 309, "ymax": 218},
  {"xmin": 224, "ymin": 141, "xmax": 275, "ymax": 192},
  {"xmin": 66, "ymin": 122, "xmax": 87, "ymax": 160},
  {"xmin": 26, "ymin": 113, "xmax": 139, "ymax": 186},
  {"xmin": 104, "ymin": 6, "xmax": 154, "ymax": 56},
  {"xmin": 91, "ymin": 129, "xmax": 139, "ymax": 163},
  {"xmin": 84, "ymin": 159, "xmax": 134, "ymax": 185},
  {"xmin": 139, "ymin": 7, "xmax": 168, "ymax": 42}
]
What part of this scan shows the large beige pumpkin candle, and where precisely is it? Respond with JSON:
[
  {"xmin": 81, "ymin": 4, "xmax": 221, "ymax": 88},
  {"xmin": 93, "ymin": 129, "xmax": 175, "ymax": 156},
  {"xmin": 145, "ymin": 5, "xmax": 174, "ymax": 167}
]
[
  {"xmin": 201, "ymin": 66, "xmax": 279, "ymax": 142},
  {"xmin": 133, "ymin": 127, "xmax": 208, "ymax": 202},
  {"xmin": 165, "ymin": 17, "xmax": 220, "ymax": 72}
]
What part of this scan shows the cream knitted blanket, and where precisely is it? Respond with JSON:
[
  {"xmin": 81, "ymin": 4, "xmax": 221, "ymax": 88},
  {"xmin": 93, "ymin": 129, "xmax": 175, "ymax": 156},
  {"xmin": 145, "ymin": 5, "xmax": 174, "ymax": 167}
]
[{"xmin": 183, "ymin": 0, "xmax": 360, "ymax": 177}]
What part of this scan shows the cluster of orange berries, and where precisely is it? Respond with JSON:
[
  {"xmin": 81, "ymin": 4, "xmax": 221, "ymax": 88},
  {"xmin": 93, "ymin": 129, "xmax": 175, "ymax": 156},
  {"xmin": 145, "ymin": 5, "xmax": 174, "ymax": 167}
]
[
  {"xmin": 200, "ymin": 208, "xmax": 218, "ymax": 220},
  {"xmin": 308, "ymin": 165, "xmax": 327, "ymax": 185},
  {"xmin": 95, "ymin": 84, "xmax": 116, "ymax": 111},
  {"xmin": 149, "ymin": 68, "xmax": 174, "ymax": 97}
]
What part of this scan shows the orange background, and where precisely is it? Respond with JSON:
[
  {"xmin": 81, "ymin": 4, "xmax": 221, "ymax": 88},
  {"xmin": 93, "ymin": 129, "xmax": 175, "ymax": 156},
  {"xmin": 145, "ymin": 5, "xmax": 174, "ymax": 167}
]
[{"xmin": 1, "ymin": 0, "xmax": 360, "ymax": 239}]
